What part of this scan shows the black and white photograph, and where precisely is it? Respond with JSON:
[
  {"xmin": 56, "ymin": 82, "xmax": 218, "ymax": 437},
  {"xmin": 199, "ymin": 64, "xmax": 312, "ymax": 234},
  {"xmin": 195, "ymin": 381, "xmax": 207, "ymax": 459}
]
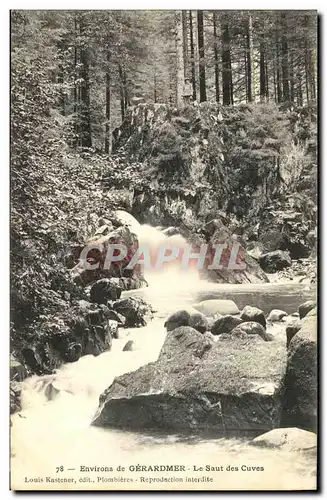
[{"xmin": 10, "ymin": 8, "xmax": 318, "ymax": 491}]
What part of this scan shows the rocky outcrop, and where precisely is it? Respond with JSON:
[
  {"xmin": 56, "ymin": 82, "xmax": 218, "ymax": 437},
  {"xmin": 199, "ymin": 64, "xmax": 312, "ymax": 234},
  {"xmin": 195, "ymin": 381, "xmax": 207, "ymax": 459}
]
[
  {"xmin": 240, "ymin": 306, "xmax": 266, "ymax": 328},
  {"xmin": 12, "ymin": 293, "xmax": 154, "ymax": 375},
  {"xmin": 15, "ymin": 301, "xmax": 115, "ymax": 374},
  {"xmin": 69, "ymin": 210, "xmax": 147, "ymax": 290},
  {"xmin": 71, "ymin": 224, "xmax": 143, "ymax": 287},
  {"xmin": 282, "ymin": 316, "xmax": 317, "ymax": 431},
  {"xmin": 259, "ymin": 250, "xmax": 292, "ymax": 273},
  {"xmin": 251, "ymin": 428, "xmax": 317, "ymax": 451},
  {"xmin": 92, "ymin": 325, "xmax": 287, "ymax": 433},
  {"xmin": 201, "ymin": 222, "xmax": 270, "ymax": 285}
]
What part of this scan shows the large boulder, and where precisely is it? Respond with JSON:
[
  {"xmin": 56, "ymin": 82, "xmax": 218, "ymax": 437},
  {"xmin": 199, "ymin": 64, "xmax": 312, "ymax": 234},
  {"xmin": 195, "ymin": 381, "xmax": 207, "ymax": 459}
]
[
  {"xmin": 282, "ymin": 316, "xmax": 317, "ymax": 432},
  {"xmin": 112, "ymin": 297, "xmax": 154, "ymax": 327},
  {"xmin": 259, "ymin": 230, "xmax": 290, "ymax": 253},
  {"xmin": 251, "ymin": 428, "xmax": 316, "ymax": 451},
  {"xmin": 211, "ymin": 315, "xmax": 243, "ymax": 336},
  {"xmin": 299, "ymin": 300, "xmax": 316, "ymax": 319},
  {"xmin": 267, "ymin": 309, "xmax": 288, "ymax": 322},
  {"xmin": 90, "ymin": 278, "xmax": 122, "ymax": 304},
  {"xmin": 193, "ymin": 299, "xmax": 239, "ymax": 317},
  {"xmin": 164, "ymin": 310, "xmax": 191, "ymax": 332},
  {"xmin": 164, "ymin": 310, "xmax": 209, "ymax": 334},
  {"xmin": 189, "ymin": 312, "xmax": 210, "ymax": 334},
  {"xmin": 240, "ymin": 306, "xmax": 266, "ymax": 328},
  {"xmin": 259, "ymin": 250, "xmax": 292, "ymax": 273},
  {"xmin": 92, "ymin": 326, "xmax": 287, "ymax": 433}
]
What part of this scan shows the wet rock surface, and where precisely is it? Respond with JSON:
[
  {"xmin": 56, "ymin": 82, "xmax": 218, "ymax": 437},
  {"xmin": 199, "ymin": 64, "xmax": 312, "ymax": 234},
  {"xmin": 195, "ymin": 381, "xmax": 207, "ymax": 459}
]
[{"xmin": 92, "ymin": 325, "xmax": 287, "ymax": 433}]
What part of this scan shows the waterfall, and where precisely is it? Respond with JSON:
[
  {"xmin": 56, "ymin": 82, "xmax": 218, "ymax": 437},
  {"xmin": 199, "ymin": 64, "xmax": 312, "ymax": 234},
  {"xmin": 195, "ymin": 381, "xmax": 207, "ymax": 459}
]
[{"xmin": 10, "ymin": 217, "xmax": 316, "ymax": 491}]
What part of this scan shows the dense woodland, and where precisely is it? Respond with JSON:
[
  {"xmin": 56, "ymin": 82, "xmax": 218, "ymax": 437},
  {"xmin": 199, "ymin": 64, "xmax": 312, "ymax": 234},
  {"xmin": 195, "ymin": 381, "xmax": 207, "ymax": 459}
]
[
  {"xmin": 11, "ymin": 10, "xmax": 317, "ymax": 359},
  {"xmin": 11, "ymin": 10, "xmax": 317, "ymax": 151}
]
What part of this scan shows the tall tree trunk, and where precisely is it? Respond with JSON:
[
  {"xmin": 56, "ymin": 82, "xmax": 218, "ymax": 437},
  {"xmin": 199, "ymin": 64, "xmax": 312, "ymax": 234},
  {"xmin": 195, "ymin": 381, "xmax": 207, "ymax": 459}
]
[
  {"xmin": 273, "ymin": 57, "xmax": 277, "ymax": 102},
  {"xmin": 276, "ymin": 32, "xmax": 282, "ymax": 104},
  {"xmin": 304, "ymin": 14, "xmax": 316, "ymax": 103},
  {"xmin": 175, "ymin": 10, "xmax": 184, "ymax": 107},
  {"xmin": 297, "ymin": 63, "xmax": 303, "ymax": 106},
  {"xmin": 104, "ymin": 50, "xmax": 111, "ymax": 154},
  {"xmin": 246, "ymin": 13, "xmax": 254, "ymax": 102},
  {"xmin": 189, "ymin": 10, "xmax": 196, "ymax": 101},
  {"xmin": 154, "ymin": 71, "xmax": 157, "ymax": 103},
  {"xmin": 244, "ymin": 50, "xmax": 248, "ymax": 102},
  {"xmin": 123, "ymin": 71, "xmax": 129, "ymax": 110},
  {"xmin": 79, "ymin": 17, "xmax": 92, "ymax": 148},
  {"xmin": 290, "ymin": 50, "xmax": 295, "ymax": 102},
  {"xmin": 281, "ymin": 13, "xmax": 290, "ymax": 102},
  {"xmin": 221, "ymin": 14, "xmax": 233, "ymax": 105},
  {"xmin": 259, "ymin": 20, "xmax": 267, "ymax": 101},
  {"xmin": 182, "ymin": 11, "xmax": 189, "ymax": 78},
  {"xmin": 265, "ymin": 58, "xmax": 269, "ymax": 100},
  {"xmin": 197, "ymin": 10, "xmax": 207, "ymax": 102},
  {"xmin": 213, "ymin": 11, "xmax": 220, "ymax": 103},
  {"xmin": 118, "ymin": 64, "xmax": 125, "ymax": 121}
]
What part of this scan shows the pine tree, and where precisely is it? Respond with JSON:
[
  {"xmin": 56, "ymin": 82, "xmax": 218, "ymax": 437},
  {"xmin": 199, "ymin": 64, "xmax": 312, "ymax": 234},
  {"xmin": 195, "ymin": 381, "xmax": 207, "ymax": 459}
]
[{"xmin": 197, "ymin": 10, "xmax": 207, "ymax": 102}]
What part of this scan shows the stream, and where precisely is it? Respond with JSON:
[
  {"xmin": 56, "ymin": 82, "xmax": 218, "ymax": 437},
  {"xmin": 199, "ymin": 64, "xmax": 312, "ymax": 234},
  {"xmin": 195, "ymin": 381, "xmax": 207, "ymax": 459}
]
[{"xmin": 10, "ymin": 224, "xmax": 316, "ymax": 491}]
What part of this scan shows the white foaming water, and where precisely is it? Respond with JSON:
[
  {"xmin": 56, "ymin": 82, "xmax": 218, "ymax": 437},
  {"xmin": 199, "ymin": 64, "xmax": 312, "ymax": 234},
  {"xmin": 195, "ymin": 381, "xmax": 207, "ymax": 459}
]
[{"xmin": 10, "ymin": 224, "xmax": 316, "ymax": 491}]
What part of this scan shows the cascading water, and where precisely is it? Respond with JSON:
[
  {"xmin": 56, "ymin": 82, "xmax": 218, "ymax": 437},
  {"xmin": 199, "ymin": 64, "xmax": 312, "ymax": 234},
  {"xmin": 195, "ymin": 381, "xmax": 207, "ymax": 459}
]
[{"xmin": 10, "ymin": 221, "xmax": 316, "ymax": 491}]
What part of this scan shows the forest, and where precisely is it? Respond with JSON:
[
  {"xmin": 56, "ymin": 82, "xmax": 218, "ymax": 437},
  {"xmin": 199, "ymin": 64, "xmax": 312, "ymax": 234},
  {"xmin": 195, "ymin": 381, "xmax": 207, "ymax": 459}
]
[
  {"xmin": 11, "ymin": 10, "xmax": 317, "ymax": 150},
  {"xmin": 10, "ymin": 10, "xmax": 317, "ymax": 379}
]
